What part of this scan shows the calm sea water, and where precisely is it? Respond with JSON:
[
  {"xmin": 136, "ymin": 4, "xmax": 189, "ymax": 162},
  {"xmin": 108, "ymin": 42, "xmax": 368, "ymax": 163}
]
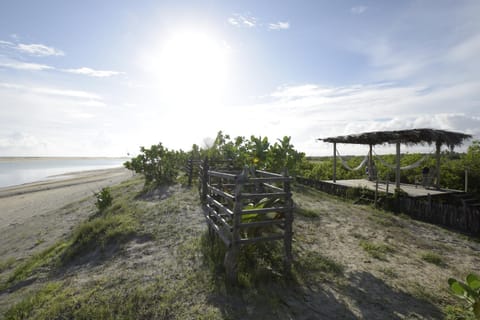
[{"xmin": 0, "ymin": 158, "xmax": 127, "ymax": 188}]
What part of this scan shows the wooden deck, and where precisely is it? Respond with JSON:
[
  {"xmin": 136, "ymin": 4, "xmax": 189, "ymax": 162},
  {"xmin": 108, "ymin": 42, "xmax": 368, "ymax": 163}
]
[{"xmin": 324, "ymin": 179, "xmax": 463, "ymax": 198}]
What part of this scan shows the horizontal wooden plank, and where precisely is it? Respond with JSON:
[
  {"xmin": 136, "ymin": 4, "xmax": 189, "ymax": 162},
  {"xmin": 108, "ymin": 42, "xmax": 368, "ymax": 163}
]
[
  {"xmin": 249, "ymin": 176, "xmax": 293, "ymax": 183},
  {"xmin": 240, "ymin": 192, "xmax": 287, "ymax": 200},
  {"xmin": 255, "ymin": 170, "xmax": 285, "ymax": 178},
  {"xmin": 205, "ymin": 215, "xmax": 231, "ymax": 247},
  {"xmin": 263, "ymin": 183, "xmax": 286, "ymax": 192},
  {"xmin": 239, "ymin": 219, "xmax": 285, "ymax": 229},
  {"xmin": 241, "ymin": 207, "xmax": 289, "ymax": 215},
  {"xmin": 206, "ymin": 195, "xmax": 234, "ymax": 216},
  {"xmin": 238, "ymin": 234, "xmax": 284, "ymax": 245},
  {"xmin": 208, "ymin": 185, "xmax": 235, "ymax": 200},
  {"xmin": 205, "ymin": 204, "xmax": 233, "ymax": 231},
  {"xmin": 208, "ymin": 170, "xmax": 237, "ymax": 180}
]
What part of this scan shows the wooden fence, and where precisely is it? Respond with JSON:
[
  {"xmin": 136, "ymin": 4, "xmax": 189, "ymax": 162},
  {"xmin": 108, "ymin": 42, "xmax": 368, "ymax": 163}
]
[
  {"xmin": 199, "ymin": 159, "xmax": 294, "ymax": 283},
  {"xmin": 296, "ymin": 176, "xmax": 480, "ymax": 235}
]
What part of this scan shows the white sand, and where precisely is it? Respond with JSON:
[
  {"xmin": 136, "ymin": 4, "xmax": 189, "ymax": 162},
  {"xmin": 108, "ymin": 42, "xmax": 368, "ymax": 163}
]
[{"xmin": 0, "ymin": 167, "xmax": 132, "ymax": 260}]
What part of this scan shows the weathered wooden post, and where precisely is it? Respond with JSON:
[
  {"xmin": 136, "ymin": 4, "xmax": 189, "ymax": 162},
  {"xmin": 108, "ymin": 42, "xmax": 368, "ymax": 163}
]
[
  {"xmin": 333, "ymin": 142, "xmax": 337, "ymax": 183},
  {"xmin": 435, "ymin": 141, "xmax": 441, "ymax": 190},
  {"xmin": 368, "ymin": 144, "xmax": 373, "ymax": 181},
  {"xmin": 395, "ymin": 142, "xmax": 401, "ymax": 190},
  {"xmin": 187, "ymin": 158, "xmax": 193, "ymax": 186},
  {"xmin": 375, "ymin": 178, "xmax": 379, "ymax": 208},
  {"xmin": 283, "ymin": 167, "xmax": 293, "ymax": 273},
  {"xmin": 200, "ymin": 157, "xmax": 209, "ymax": 203},
  {"xmin": 465, "ymin": 168, "xmax": 468, "ymax": 192},
  {"xmin": 224, "ymin": 166, "xmax": 248, "ymax": 284}
]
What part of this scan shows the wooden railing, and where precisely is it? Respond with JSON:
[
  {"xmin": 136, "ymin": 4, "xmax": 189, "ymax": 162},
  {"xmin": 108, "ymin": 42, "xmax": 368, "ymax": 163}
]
[
  {"xmin": 199, "ymin": 158, "xmax": 294, "ymax": 283},
  {"xmin": 296, "ymin": 176, "xmax": 480, "ymax": 235}
]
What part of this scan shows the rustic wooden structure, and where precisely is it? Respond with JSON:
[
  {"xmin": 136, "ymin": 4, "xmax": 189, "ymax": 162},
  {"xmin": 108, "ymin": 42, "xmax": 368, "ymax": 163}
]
[
  {"xmin": 185, "ymin": 158, "xmax": 202, "ymax": 186},
  {"xmin": 199, "ymin": 158, "xmax": 294, "ymax": 283},
  {"xmin": 319, "ymin": 128, "xmax": 471, "ymax": 190},
  {"xmin": 296, "ymin": 176, "xmax": 480, "ymax": 235}
]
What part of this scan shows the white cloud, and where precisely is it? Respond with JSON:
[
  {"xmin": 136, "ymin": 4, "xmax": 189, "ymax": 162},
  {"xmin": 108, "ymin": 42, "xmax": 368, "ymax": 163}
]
[
  {"xmin": 17, "ymin": 43, "xmax": 64, "ymax": 56},
  {"xmin": 0, "ymin": 58, "xmax": 53, "ymax": 71},
  {"xmin": 269, "ymin": 21, "xmax": 290, "ymax": 30},
  {"xmin": 64, "ymin": 67, "xmax": 124, "ymax": 78},
  {"xmin": 32, "ymin": 87, "xmax": 102, "ymax": 100},
  {"xmin": 228, "ymin": 81, "xmax": 480, "ymax": 155},
  {"xmin": 0, "ymin": 55, "xmax": 123, "ymax": 78},
  {"xmin": 351, "ymin": 6, "xmax": 367, "ymax": 15},
  {"xmin": 228, "ymin": 14, "xmax": 257, "ymax": 28},
  {"xmin": 0, "ymin": 40, "xmax": 64, "ymax": 56}
]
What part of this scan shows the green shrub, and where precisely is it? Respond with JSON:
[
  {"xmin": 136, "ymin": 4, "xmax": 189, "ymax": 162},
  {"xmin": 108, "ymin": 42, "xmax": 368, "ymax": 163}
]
[
  {"xmin": 124, "ymin": 143, "xmax": 183, "ymax": 187},
  {"xmin": 95, "ymin": 187, "xmax": 113, "ymax": 212},
  {"xmin": 359, "ymin": 240, "xmax": 394, "ymax": 260},
  {"xmin": 421, "ymin": 252, "xmax": 444, "ymax": 266},
  {"xmin": 448, "ymin": 274, "xmax": 480, "ymax": 319}
]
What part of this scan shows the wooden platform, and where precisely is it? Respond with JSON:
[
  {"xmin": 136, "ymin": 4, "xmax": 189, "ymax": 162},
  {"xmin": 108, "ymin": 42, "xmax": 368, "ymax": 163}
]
[{"xmin": 324, "ymin": 179, "xmax": 463, "ymax": 198}]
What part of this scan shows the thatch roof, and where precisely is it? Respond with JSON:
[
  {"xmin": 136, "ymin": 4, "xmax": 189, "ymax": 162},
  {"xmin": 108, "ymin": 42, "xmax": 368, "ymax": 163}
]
[{"xmin": 319, "ymin": 128, "xmax": 471, "ymax": 148}]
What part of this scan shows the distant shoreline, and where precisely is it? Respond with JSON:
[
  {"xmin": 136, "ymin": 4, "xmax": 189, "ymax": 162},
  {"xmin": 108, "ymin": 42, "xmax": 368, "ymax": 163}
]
[{"xmin": 0, "ymin": 156, "xmax": 129, "ymax": 162}]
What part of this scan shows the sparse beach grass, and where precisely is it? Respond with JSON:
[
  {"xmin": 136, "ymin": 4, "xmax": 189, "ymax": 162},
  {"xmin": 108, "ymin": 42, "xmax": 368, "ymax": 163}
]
[{"xmin": 1, "ymin": 176, "xmax": 479, "ymax": 319}]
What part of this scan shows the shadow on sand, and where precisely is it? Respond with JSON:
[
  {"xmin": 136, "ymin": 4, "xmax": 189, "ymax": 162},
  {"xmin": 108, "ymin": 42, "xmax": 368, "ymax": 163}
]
[{"xmin": 206, "ymin": 270, "xmax": 442, "ymax": 320}]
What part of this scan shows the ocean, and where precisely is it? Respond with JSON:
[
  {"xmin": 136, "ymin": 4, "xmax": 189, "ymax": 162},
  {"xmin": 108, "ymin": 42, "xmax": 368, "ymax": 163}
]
[{"xmin": 0, "ymin": 157, "xmax": 128, "ymax": 188}]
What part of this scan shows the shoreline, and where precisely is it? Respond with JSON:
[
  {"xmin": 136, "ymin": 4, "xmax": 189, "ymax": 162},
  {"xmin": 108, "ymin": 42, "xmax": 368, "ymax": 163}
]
[
  {"xmin": 0, "ymin": 157, "xmax": 129, "ymax": 189},
  {"xmin": 0, "ymin": 156, "xmax": 129, "ymax": 162},
  {"xmin": 0, "ymin": 167, "xmax": 129, "ymax": 198},
  {"xmin": 0, "ymin": 167, "xmax": 133, "ymax": 262}
]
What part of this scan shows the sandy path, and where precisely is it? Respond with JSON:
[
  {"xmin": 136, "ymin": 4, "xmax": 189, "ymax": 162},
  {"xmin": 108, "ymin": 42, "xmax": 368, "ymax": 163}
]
[{"xmin": 0, "ymin": 167, "xmax": 132, "ymax": 260}]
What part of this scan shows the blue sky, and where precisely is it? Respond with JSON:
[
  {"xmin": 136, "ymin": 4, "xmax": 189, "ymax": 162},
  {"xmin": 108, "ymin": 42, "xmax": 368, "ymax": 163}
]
[{"xmin": 0, "ymin": 0, "xmax": 479, "ymax": 156}]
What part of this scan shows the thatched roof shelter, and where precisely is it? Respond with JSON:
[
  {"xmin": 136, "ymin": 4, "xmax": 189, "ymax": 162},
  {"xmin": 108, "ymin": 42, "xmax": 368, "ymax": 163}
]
[
  {"xmin": 319, "ymin": 128, "xmax": 471, "ymax": 149},
  {"xmin": 318, "ymin": 128, "xmax": 472, "ymax": 189}
]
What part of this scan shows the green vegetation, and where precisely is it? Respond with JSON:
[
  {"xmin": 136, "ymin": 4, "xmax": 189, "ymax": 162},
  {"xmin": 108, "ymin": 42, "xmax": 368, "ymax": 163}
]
[
  {"xmin": 2, "ymin": 178, "xmax": 143, "ymax": 291},
  {"xmin": 448, "ymin": 274, "xmax": 480, "ymax": 319},
  {"xmin": 94, "ymin": 187, "xmax": 113, "ymax": 212},
  {"xmin": 300, "ymin": 140, "xmax": 480, "ymax": 198},
  {"xmin": 124, "ymin": 142, "xmax": 185, "ymax": 187},
  {"xmin": 0, "ymin": 257, "xmax": 15, "ymax": 273},
  {"xmin": 359, "ymin": 240, "xmax": 394, "ymax": 260},
  {"xmin": 4, "ymin": 135, "xmax": 480, "ymax": 319},
  {"xmin": 421, "ymin": 252, "xmax": 445, "ymax": 266}
]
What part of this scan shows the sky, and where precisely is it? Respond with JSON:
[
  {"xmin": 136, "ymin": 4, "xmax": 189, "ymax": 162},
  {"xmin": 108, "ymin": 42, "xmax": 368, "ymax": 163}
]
[{"xmin": 0, "ymin": 0, "xmax": 479, "ymax": 157}]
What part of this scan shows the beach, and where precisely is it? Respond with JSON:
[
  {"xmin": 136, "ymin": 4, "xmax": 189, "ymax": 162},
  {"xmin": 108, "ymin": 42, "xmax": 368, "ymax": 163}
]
[{"xmin": 0, "ymin": 167, "xmax": 132, "ymax": 261}]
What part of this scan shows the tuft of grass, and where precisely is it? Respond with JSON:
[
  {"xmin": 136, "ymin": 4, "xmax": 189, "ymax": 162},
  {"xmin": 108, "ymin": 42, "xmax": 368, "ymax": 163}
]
[
  {"xmin": 61, "ymin": 213, "xmax": 137, "ymax": 264},
  {"xmin": 359, "ymin": 240, "xmax": 394, "ymax": 260},
  {"xmin": 379, "ymin": 267, "xmax": 398, "ymax": 278},
  {"xmin": 294, "ymin": 206, "xmax": 319, "ymax": 218},
  {"xmin": 294, "ymin": 251, "xmax": 344, "ymax": 284},
  {"xmin": 368, "ymin": 211, "xmax": 397, "ymax": 228},
  {"xmin": 443, "ymin": 304, "xmax": 477, "ymax": 320},
  {"xmin": 0, "ymin": 257, "xmax": 16, "ymax": 273},
  {"xmin": 2, "ymin": 179, "xmax": 143, "ymax": 292},
  {"xmin": 3, "ymin": 242, "xmax": 68, "ymax": 289},
  {"xmin": 420, "ymin": 252, "xmax": 445, "ymax": 266}
]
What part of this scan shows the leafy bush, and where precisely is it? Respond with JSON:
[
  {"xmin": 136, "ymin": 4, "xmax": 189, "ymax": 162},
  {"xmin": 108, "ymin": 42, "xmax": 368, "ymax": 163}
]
[
  {"xmin": 448, "ymin": 273, "xmax": 480, "ymax": 319},
  {"xmin": 95, "ymin": 187, "xmax": 113, "ymax": 212},
  {"xmin": 124, "ymin": 143, "xmax": 184, "ymax": 186}
]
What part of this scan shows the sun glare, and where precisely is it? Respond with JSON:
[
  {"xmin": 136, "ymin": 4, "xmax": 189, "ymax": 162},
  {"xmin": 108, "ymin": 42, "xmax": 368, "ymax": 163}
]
[{"xmin": 155, "ymin": 30, "xmax": 229, "ymax": 107}]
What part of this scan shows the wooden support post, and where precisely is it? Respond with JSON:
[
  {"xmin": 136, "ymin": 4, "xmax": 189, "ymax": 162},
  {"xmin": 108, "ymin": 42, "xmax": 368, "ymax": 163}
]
[
  {"xmin": 283, "ymin": 167, "xmax": 293, "ymax": 274},
  {"xmin": 368, "ymin": 144, "xmax": 373, "ymax": 181},
  {"xmin": 188, "ymin": 158, "xmax": 193, "ymax": 186},
  {"xmin": 333, "ymin": 142, "xmax": 337, "ymax": 183},
  {"xmin": 374, "ymin": 178, "xmax": 378, "ymax": 208},
  {"xmin": 224, "ymin": 166, "xmax": 248, "ymax": 284},
  {"xmin": 465, "ymin": 169, "xmax": 468, "ymax": 193},
  {"xmin": 435, "ymin": 141, "xmax": 441, "ymax": 190},
  {"xmin": 200, "ymin": 157, "xmax": 209, "ymax": 203},
  {"xmin": 395, "ymin": 142, "xmax": 401, "ymax": 190}
]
